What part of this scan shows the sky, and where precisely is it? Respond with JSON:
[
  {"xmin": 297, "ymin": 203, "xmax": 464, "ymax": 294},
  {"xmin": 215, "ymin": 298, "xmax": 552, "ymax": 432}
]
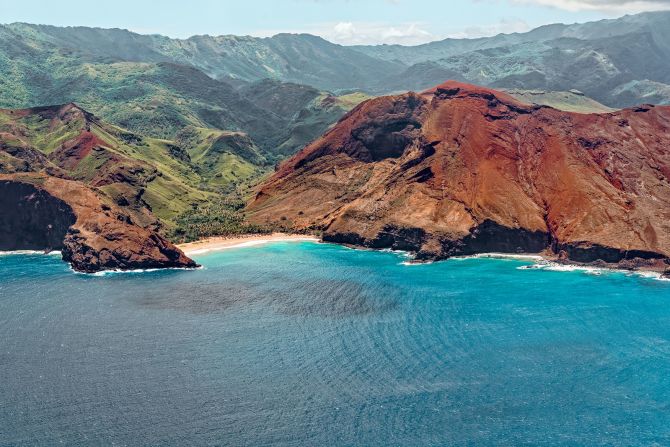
[{"xmin": 2, "ymin": 0, "xmax": 670, "ymax": 45}]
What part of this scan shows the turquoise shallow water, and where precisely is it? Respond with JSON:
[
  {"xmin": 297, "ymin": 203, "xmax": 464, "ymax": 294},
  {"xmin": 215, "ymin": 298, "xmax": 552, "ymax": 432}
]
[{"xmin": 1, "ymin": 241, "xmax": 670, "ymax": 446}]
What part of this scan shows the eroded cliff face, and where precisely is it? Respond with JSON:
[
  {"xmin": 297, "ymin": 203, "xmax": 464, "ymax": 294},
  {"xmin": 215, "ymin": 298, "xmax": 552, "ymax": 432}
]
[
  {"xmin": 0, "ymin": 181, "xmax": 76, "ymax": 251},
  {"xmin": 0, "ymin": 174, "xmax": 197, "ymax": 273},
  {"xmin": 248, "ymin": 81, "xmax": 670, "ymax": 268}
]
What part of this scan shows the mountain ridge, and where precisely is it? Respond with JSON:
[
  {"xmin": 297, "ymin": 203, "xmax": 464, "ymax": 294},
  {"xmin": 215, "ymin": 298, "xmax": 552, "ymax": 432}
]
[
  {"xmin": 248, "ymin": 81, "xmax": 670, "ymax": 270},
  {"xmin": 3, "ymin": 11, "xmax": 670, "ymax": 109}
]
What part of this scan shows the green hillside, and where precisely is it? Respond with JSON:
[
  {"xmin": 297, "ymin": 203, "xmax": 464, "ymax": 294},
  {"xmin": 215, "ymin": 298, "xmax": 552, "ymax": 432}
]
[
  {"xmin": 0, "ymin": 24, "xmax": 375, "ymax": 242},
  {"xmin": 0, "ymin": 104, "xmax": 276, "ymax": 239},
  {"xmin": 502, "ymin": 89, "xmax": 615, "ymax": 113},
  {"xmin": 0, "ymin": 25, "xmax": 368, "ymax": 157},
  {"xmin": 1, "ymin": 23, "xmax": 403, "ymax": 91}
]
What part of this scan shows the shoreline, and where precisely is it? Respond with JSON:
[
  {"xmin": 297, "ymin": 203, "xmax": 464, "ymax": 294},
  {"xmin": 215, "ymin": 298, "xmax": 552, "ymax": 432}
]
[
  {"xmin": 177, "ymin": 233, "xmax": 321, "ymax": 255},
  {"xmin": 1, "ymin": 238, "xmax": 667, "ymax": 281},
  {"xmin": 176, "ymin": 235, "xmax": 668, "ymax": 281},
  {"xmin": 458, "ymin": 253, "xmax": 670, "ymax": 281},
  {"xmin": 404, "ymin": 251, "xmax": 668, "ymax": 277},
  {"xmin": 0, "ymin": 250, "xmax": 62, "ymax": 256}
]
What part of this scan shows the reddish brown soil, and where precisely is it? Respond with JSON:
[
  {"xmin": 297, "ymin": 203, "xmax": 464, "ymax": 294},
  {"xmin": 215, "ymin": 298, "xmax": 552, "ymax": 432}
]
[
  {"xmin": 0, "ymin": 173, "xmax": 196, "ymax": 273},
  {"xmin": 50, "ymin": 131, "xmax": 108, "ymax": 170},
  {"xmin": 249, "ymin": 81, "xmax": 670, "ymax": 268}
]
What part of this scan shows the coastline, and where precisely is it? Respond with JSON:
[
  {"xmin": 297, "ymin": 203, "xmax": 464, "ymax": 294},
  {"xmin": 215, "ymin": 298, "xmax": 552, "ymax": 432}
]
[
  {"xmin": 177, "ymin": 234, "xmax": 668, "ymax": 281},
  {"xmin": 1, "ymin": 237, "xmax": 667, "ymax": 281},
  {"xmin": 0, "ymin": 249, "xmax": 62, "ymax": 256},
  {"xmin": 177, "ymin": 233, "xmax": 321, "ymax": 255}
]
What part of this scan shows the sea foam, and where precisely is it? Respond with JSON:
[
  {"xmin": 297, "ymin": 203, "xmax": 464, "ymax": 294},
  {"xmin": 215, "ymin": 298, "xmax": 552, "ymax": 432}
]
[
  {"xmin": 71, "ymin": 266, "xmax": 203, "ymax": 277},
  {"xmin": 0, "ymin": 250, "xmax": 62, "ymax": 257},
  {"xmin": 517, "ymin": 260, "xmax": 670, "ymax": 282}
]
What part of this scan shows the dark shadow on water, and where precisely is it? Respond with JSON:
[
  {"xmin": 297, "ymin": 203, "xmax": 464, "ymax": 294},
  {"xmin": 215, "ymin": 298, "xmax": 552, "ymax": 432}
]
[
  {"xmin": 134, "ymin": 278, "xmax": 398, "ymax": 318},
  {"xmin": 136, "ymin": 281, "xmax": 252, "ymax": 314},
  {"xmin": 271, "ymin": 279, "xmax": 398, "ymax": 317}
]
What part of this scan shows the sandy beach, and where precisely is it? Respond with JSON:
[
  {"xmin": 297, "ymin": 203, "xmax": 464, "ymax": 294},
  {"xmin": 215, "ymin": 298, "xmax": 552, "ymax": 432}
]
[
  {"xmin": 177, "ymin": 233, "xmax": 321, "ymax": 255},
  {"xmin": 178, "ymin": 234, "xmax": 669, "ymax": 279}
]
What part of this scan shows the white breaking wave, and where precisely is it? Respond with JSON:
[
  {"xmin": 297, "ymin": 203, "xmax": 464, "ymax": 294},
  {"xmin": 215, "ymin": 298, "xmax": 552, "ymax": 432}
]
[
  {"xmin": 518, "ymin": 260, "xmax": 670, "ymax": 282},
  {"xmin": 401, "ymin": 252, "xmax": 543, "ymax": 266},
  {"xmin": 447, "ymin": 253, "xmax": 545, "ymax": 262},
  {"xmin": 401, "ymin": 260, "xmax": 433, "ymax": 266},
  {"xmin": 632, "ymin": 271, "xmax": 670, "ymax": 282},
  {"xmin": 380, "ymin": 248, "xmax": 414, "ymax": 259},
  {"xmin": 471, "ymin": 253, "xmax": 545, "ymax": 261},
  {"xmin": 72, "ymin": 266, "xmax": 203, "ymax": 277},
  {"xmin": 0, "ymin": 250, "xmax": 61, "ymax": 257},
  {"xmin": 395, "ymin": 252, "xmax": 669, "ymax": 282},
  {"xmin": 517, "ymin": 261, "xmax": 607, "ymax": 275}
]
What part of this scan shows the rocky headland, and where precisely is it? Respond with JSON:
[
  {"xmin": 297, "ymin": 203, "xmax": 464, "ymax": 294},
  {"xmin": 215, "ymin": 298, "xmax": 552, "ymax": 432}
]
[
  {"xmin": 248, "ymin": 81, "xmax": 670, "ymax": 272},
  {"xmin": 0, "ymin": 174, "xmax": 196, "ymax": 273}
]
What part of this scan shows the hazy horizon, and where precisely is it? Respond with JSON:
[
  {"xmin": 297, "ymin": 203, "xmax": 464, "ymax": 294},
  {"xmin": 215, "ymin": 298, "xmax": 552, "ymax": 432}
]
[
  {"xmin": 0, "ymin": 10, "xmax": 663, "ymax": 46},
  {"xmin": 3, "ymin": 0, "xmax": 670, "ymax": 45}
]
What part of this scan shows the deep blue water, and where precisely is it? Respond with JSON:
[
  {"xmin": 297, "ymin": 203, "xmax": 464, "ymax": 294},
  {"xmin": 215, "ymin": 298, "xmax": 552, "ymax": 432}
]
[{"xmin": 1, "ymin": 242, "xmax": 670, "ymax": 446}]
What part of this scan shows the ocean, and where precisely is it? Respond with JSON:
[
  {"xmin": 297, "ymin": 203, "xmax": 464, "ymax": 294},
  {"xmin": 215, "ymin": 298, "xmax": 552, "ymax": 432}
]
[{"xmin": 1, "ymin": 241, "xmax": 669, "ymax": 446}]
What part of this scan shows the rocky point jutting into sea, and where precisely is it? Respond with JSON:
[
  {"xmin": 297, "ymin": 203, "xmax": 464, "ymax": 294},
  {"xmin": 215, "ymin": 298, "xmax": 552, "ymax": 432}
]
[
  {"xmin": 0, "ymin": 103, "xmax": 200, "ymax": 273},
  {"xmin": 248, "ymin": 81, "xmax": 670, "ymax": 273},
  {"xmin": 0, "ymin": 174, "xmax": 196, "ymax": 273}
]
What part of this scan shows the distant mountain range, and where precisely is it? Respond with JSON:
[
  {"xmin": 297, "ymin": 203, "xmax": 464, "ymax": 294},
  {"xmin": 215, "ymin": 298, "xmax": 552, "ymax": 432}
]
[
  {"xmin": 356, "ymin": 11, "xmax": 670, "ymax": 106},
  {"xmin": 2, "ymin": 11, "xmax": 670, "ymax": 111},
  {"xmin": 1, "ymin": 12, "xmax": 668, "ymax": 175},
  {"xmin": 0, "ymin": 22, "xmax": 367, "ymax": 154},
  {"xmin": 2, "ymin": 13, "xmax": 670, "ymax": 272}
]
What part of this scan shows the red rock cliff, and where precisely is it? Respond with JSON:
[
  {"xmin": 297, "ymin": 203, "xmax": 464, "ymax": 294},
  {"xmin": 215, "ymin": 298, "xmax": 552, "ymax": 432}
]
[
  {"xmin": 248, "ymin": 81, "xmax": 670, "ymax": 267},
  {"xmin": 0, "ymin": 174, "xmax": 197, "ymax": 273}
]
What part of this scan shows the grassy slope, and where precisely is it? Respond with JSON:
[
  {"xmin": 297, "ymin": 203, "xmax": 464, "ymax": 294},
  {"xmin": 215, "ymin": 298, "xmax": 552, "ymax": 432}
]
[
  {"xmin": 2, "ymin": 23, "xmax": 404, "ymax": 92},
  {"xmin": 0, "ymin": 26, "xmax": 370, "ymax": 153},
  {"xmin": 502, "ymin": 89, "xmax": 615, "ymax": 113},
  {"xmin": 176, "ymin": 126, "xmax": 270, "ymax": 190},
  {"xmin": 0, "ymin": 26, "xmax": 376, "ymax": 241},
  {"xmin": 0, "ymin": 105, "xmax": 265, "ymax": 235}
]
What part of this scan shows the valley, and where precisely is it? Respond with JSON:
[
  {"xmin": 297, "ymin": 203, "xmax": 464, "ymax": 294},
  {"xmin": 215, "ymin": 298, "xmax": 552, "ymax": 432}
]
[
  {"xmin": 1, "ymin": 11, "xmax": 670, "ymax": 273},
  {"xmin": 3, "ymin": 4, "xmax": 670, "ymax": 445}
]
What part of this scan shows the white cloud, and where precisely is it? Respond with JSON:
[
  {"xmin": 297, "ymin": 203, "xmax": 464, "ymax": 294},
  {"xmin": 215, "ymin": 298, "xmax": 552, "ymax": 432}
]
[
  {"xmin": 254, "ymin": 21, "xmax": 436, "ymax": 45},
  {"xmin": 327, "ymin": 21, "xmax": 435, "ymax": 45},
  {"xmin": 321, "ymin": 18, "xmax": 531, "ymax": 44},
  {"xmin": 332, "ymin": 22, "xmax": 357, "ymax": 40},
  {"xmin": 511, "ymin": 0, "xmax": 670, "ymax": 12},
  {"xmin": 445, "ymin": 18, "xmax": 531, "ymax": 39}
]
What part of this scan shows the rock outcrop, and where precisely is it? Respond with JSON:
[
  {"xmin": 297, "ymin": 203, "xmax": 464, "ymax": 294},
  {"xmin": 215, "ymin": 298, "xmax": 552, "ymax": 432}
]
[
  {"xmin": 0, "ymin": 180, "xmax": 76, "ymax": 251},
  {"xmin": 0, "ymin": 174, "xmax": 197, "ymax": 273},
  {"xmin": 248, "ymin": 81, "xmax": 670, "ymax": 268}
]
